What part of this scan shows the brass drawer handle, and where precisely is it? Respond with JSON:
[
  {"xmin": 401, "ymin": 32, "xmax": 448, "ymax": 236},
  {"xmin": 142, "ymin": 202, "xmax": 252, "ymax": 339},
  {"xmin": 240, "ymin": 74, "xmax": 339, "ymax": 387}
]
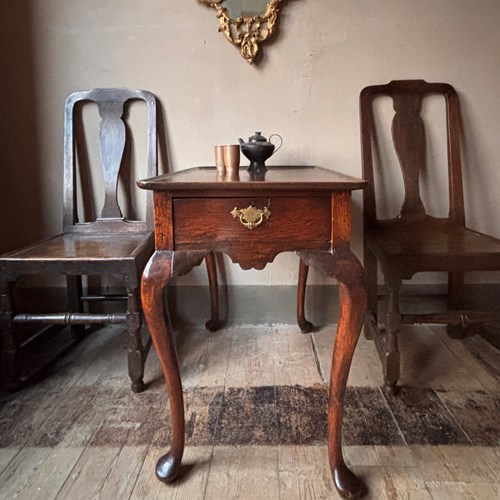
[{"xmin": 230, "ymin": 205, "xmax": 271, "ymax": 230}]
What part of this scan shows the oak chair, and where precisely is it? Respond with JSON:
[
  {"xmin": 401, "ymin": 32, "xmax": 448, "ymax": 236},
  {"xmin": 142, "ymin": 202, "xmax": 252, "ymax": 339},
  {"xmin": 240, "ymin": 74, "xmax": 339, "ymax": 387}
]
[
  {"xmin": 360, "ymin": 80, "xmax": 500, "ymax": 392},
  {"xmin": 0, "ymin": 88, "xmax": 221, "ymax": 392}
]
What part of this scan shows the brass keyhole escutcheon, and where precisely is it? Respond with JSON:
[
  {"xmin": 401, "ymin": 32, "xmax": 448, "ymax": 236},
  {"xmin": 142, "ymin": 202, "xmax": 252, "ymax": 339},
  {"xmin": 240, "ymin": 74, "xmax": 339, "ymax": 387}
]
[{"xmin": 230, "ymin": 205, "xmax": 271, "ymax": 230}]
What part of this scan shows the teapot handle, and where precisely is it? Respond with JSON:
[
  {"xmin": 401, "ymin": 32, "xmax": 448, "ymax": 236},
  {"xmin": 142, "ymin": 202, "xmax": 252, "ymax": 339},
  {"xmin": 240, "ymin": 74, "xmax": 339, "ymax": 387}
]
[{"xmin": 269, "ymin": 134, "xmax": 283, "ymax": 154}]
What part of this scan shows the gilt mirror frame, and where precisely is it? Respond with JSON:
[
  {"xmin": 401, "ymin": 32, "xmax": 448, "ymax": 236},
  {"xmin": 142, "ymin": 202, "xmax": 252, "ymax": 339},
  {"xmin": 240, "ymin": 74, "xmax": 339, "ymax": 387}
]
[{"xmin": 199, "ymin": 0, "xmax": 282, "ymax": 64}]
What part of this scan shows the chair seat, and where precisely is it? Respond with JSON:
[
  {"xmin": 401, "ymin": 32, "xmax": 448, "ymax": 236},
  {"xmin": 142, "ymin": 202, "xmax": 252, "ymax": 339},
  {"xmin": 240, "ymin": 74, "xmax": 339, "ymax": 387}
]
[
  {"xmin": 1, "ymin": 232, "xmax": 154, "ymax": 278},
  {"xmin": 366, "ymin": 219, "xmax": 500, "ymax": 276}
]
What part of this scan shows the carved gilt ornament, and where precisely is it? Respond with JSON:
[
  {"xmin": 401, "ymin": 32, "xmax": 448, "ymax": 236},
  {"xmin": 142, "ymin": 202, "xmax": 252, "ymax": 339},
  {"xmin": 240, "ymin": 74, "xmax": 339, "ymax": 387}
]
[{"xmin": 199, "ymin": 0, "xmax": 282, "ymax": 64}]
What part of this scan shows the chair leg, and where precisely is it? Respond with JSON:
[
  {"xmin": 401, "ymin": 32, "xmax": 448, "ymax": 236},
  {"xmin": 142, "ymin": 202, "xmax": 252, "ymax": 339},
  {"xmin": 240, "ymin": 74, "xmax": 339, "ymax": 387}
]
[
  {"xmin": 363, "ymin": 246, "xmax": 378, "ymax": 339},
  {"xmin": 0, "ymin": 278, "xmax": 21, "ymax": 390},
  {"xmin": 297, "ymin": 258, "xmax": 314, "ymax": 333},
  {"xmin": 447, "ymin": 271, "xmax": 467, "ymax": 338},
  {"xmin": 126, "ymin": 286, "xmax": 145, "ymax": 393},
  {"xmin": 382, "ymin": 277, "xmax": 402, "ymax": 394},
  {"xmin": 66, "ymin": 275, "xmax": 85, "ymax": 338}
]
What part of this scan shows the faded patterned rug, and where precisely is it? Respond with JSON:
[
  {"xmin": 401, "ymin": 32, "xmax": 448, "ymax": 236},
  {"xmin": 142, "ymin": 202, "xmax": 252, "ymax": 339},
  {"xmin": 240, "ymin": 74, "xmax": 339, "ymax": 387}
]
[{"xmin": 1, "ymin": 384, "xmax": 498, "ymax": 448}]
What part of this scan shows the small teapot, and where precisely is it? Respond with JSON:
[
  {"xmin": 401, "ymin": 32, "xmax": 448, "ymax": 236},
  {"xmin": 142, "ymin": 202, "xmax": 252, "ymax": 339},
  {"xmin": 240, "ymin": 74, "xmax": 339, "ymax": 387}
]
[{"xmin": 238, "ymin": 132, "xmax": 283, "ymax": 174}]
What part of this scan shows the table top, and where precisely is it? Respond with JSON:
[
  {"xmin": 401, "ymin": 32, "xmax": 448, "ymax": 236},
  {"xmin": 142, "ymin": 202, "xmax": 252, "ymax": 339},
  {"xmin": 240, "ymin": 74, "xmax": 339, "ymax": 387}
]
[{"xmin": 137, "ymin": 166, "xmax": 367, "ymax": 193}]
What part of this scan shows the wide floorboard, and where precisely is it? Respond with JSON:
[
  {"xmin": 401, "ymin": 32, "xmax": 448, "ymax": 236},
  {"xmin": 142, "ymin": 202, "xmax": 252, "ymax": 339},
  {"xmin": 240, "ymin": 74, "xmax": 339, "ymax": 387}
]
[{"xmin": 1, "ymin": 319, "xmax": 498, "ymax": 499}]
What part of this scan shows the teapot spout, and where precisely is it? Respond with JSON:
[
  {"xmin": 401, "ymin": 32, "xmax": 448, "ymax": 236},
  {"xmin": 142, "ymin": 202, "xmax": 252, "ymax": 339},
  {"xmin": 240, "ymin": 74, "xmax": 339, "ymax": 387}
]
[{"xmin": 238, "ymin": 137, "xmax": 244, "ymax": 146}]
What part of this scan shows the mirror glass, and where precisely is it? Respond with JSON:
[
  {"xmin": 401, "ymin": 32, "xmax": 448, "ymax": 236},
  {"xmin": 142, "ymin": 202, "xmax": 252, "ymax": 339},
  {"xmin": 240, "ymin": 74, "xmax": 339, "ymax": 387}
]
[
  {"xmin": 224, "ymin": 0, "xmax": 270, "ymax": 18},
  {"xmin": 199, "ymin": 0, "xmax": 283, "ymax": 64}
]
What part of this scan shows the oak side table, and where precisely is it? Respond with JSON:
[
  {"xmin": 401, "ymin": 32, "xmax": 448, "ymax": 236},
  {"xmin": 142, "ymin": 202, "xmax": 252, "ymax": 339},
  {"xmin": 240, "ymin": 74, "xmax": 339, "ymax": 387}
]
[{"xmin": 138, "ymin": 166, "xmax": 368, "ymax": 499}]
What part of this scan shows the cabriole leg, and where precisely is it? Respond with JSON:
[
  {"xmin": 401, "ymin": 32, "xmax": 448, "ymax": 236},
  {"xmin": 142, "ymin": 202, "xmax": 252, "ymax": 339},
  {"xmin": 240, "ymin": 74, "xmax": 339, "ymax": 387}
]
[
  {"xmin": 142, "ymin": 251, "xmax": 183, "ymax": 482},
  {"xmin": 205, "ymin": 251, "xmax": 224, "ymax": 332},
  {"xmin": 298, "ymin": 248, "xmax": 367, "ymax": 499},
  {"xmin": 142, "ymin": 250, "xmax": 208, "ymax": 483},
  {"xmin": 297, "ymin": 258, "xmax": 315, "ymax": 333}
]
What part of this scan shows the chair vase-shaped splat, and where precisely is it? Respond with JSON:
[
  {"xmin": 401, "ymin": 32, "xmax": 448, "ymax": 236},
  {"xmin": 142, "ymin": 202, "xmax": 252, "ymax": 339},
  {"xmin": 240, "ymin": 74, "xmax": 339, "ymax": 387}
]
[
  {"xmin": 98, "ymin": 101, "xmax": 126, "ymax": 220},
  {"xmin": 359, "ymin": 80, "xmax": 500, "ymax": 392}
]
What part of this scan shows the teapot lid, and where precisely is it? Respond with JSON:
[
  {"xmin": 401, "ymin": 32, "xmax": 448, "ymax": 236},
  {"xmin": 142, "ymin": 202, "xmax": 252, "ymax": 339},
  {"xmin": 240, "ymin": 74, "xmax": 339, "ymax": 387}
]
[{"xmin": 248, "ymin": 131, "xmax": 268, "ymax": 143}]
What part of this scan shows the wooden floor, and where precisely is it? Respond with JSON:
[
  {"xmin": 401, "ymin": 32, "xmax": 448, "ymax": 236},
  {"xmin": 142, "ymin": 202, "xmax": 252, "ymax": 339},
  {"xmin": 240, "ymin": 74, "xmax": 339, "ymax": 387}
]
[{"xmin": 0, "ymin": 317, "xmax": 499, "ymax": 499}]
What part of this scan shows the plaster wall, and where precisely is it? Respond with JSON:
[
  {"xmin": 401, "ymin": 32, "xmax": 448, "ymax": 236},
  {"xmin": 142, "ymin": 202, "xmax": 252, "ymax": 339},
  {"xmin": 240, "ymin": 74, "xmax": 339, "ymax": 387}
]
[{"xmin": 1, "ymin": 0, "xmax": 499, "ymax": 286}]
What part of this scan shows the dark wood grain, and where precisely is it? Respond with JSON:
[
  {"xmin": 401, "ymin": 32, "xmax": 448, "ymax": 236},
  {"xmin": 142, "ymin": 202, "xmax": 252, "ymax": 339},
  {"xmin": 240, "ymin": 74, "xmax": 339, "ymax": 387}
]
[{"xmin": 173, "ymin": 197, "xmax": 331, "ymax": 245}]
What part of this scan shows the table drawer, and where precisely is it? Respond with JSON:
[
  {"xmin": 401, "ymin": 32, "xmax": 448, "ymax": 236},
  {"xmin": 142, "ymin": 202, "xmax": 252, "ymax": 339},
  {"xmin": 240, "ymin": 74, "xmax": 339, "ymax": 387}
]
[{"xmin": 173, "ymin": 197, "xmax": 331, "ymax": 246}]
